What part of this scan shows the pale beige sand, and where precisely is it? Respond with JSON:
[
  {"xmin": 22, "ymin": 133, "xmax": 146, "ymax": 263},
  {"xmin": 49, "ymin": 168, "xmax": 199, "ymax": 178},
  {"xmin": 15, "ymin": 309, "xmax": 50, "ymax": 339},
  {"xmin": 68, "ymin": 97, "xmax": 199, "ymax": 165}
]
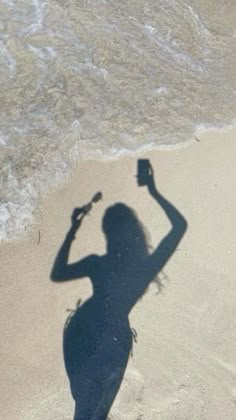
[{"xmin": 1, "ymin": 128, "xmax": 236, "ymax": 419}]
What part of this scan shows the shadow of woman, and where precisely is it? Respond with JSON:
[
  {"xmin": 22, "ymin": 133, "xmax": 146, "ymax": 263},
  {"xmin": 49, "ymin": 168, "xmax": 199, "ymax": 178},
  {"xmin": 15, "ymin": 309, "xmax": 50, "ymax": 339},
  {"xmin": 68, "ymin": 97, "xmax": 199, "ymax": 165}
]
[{"xmin": 51, "ymin": 160, "xmax": 187, "ymax": 420}]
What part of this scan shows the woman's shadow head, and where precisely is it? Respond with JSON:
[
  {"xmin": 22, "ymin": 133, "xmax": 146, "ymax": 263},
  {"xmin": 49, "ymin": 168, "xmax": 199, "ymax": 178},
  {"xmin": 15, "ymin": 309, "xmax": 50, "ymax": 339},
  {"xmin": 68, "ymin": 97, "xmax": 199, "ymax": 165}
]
[{"xmin": 102, "ymin": 202, "xmax": 150, "ymax": 263}]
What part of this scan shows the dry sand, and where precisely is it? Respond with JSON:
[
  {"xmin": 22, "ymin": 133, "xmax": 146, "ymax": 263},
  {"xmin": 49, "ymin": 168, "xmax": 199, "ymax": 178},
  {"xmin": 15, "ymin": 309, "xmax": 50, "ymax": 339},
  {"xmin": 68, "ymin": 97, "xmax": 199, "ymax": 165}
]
[{"xmin": 1, "ymin": 127, "xmax": 236, "ymax": 419}]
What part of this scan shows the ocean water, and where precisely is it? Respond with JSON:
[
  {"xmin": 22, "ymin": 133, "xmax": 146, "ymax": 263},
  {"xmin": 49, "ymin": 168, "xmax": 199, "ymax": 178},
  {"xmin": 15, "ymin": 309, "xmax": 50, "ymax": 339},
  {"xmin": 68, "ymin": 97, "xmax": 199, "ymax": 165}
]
[{"xmin": 0, "ymin": 0, "xmax": 235, "ymax": 241}]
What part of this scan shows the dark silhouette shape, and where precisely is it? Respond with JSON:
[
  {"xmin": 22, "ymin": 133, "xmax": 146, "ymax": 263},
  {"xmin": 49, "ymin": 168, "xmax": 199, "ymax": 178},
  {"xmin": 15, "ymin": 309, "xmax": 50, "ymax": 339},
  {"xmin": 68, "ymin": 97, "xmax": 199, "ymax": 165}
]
[{"xmin": 51, "ymin": 160, "xmax": 187, "ymax": 420}]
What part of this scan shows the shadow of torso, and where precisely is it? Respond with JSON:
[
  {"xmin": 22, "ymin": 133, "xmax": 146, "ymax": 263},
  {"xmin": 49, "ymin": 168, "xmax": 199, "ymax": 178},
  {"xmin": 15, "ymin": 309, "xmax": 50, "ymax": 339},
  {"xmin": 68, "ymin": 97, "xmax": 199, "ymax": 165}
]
[{"xmin": 63, "ymin": 252, "xmax": 151, "ymax": 418}]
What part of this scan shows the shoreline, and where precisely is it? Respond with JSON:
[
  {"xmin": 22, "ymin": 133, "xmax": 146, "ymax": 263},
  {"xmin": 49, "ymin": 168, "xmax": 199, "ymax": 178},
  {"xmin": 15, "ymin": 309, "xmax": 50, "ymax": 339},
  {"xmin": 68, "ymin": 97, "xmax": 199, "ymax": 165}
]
[
  {"xmin": 1, "ymin": 128, "xmax": 236, "ymax": 419},
  {"xmin": 79, "ymin": 123, "xmax": 236, "ymax": 160},
  {"xmin": 1, "ymin": 125, "xmax": 236, "ymax": 245}
]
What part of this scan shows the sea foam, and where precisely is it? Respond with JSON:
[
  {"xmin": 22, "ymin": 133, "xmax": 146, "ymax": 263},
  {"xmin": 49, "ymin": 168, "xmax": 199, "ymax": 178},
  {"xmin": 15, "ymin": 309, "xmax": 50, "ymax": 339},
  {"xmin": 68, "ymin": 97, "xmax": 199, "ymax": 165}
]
[{"xmin": 0, "ymin": 0, "xmax": 235, "ymax": 241}]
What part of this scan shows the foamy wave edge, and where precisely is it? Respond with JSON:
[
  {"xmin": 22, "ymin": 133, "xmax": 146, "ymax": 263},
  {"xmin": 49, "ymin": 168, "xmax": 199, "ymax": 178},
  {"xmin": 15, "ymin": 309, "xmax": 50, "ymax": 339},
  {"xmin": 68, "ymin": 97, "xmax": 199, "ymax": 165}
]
[{"xmin": 1, "ymin": 122, "xmax": 235, "ymax": 243}]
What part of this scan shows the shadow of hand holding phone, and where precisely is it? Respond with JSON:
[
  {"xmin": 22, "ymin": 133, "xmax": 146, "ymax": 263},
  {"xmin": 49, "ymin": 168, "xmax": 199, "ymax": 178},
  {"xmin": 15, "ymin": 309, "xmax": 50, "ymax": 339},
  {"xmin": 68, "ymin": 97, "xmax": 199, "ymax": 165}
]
[{"xmin": 51, "ymin": 159, "xmax": 187, "ymax": 420}]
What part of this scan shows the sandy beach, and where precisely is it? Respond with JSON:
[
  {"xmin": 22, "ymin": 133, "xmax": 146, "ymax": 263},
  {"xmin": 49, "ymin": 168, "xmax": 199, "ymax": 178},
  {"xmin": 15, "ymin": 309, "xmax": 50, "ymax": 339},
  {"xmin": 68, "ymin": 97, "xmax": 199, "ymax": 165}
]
[{"xmin": 1, "ymin": 127, "xmax": 236, "ymax": 419}]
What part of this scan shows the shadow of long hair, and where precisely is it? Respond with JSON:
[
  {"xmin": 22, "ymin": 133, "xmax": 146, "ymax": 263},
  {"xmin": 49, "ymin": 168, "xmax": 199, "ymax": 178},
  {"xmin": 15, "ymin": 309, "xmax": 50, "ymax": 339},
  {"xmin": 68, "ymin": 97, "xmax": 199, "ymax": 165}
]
[{"xmin": 103, "ymin": 202, "xmax": 151, "ymax": 258}]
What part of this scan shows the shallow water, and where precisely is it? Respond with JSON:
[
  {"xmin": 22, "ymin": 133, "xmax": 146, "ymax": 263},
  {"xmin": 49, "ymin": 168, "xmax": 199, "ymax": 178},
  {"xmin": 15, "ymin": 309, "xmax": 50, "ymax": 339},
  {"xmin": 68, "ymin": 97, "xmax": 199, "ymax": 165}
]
[{"xmin": 0, "ymin": 0, "xmax": 235, "ymax": 240}]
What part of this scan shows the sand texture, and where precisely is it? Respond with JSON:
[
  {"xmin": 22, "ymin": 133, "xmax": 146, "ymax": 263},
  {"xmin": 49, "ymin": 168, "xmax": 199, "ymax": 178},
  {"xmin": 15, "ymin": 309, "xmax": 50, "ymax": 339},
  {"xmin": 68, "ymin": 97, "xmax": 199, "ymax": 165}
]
[{"xmin": 0, "ymin": 128, "xmax": 236, "ymax": 419}]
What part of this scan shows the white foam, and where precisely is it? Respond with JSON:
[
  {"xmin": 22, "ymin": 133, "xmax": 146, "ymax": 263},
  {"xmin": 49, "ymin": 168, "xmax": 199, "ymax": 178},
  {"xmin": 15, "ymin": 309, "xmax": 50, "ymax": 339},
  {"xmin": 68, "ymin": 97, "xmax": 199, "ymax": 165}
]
[
  {"xmin": 0, "ymin": 134, "xmax": 7, "ymax": 145},
  {"xmin": 186, "ymin": 5, "xmax": 211, "ymax": 37},
  {"xmin": 152, "ymin": 86, "xmax": 168, "ymax": 96},
  {"xmin": 23, "ymin": 0, "xmax": 46, "ymax": 35},
  {"xmin": 0, "ymin": 40, "xmax": 16, "ymax": 74},
  {"xmin": 144, "ymin": 24, "xmax": 204, "ymax": 72},
  {"xmin": 1, "ymin": 0, "xmax": 14, "ymax": 6},
  {"xmin": 28, "ymin": 44, "xmax": 56, "ymax": 60}
]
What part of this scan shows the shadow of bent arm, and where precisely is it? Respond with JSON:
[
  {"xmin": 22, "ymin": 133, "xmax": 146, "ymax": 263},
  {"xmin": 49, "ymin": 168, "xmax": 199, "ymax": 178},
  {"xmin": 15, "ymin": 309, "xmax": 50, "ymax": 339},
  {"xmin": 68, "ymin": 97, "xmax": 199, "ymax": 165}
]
[
  {"xmin": 146, "ymin": 175, "xmax": 188, "ymax": 279},
  {"xmin": 50, "ymin": 217, "xmax": 95, "ymax": 282}
]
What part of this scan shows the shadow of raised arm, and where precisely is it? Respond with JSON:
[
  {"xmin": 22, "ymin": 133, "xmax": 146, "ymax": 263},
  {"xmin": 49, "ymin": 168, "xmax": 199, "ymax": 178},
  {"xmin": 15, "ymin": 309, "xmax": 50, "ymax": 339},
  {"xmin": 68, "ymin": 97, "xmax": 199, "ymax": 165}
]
[{"xmin": 140, "ymin": 161, "xmax": 188, "ymax": 280}]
